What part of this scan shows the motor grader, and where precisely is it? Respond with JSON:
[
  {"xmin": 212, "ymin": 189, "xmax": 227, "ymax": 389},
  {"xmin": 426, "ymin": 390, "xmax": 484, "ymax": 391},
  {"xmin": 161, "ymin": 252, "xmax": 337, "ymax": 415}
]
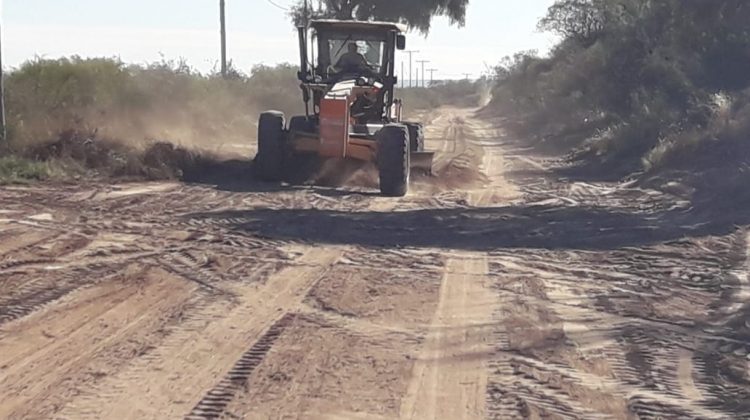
[{"xmin": 254, "ymin": 19, "xmax": 433, "ymax": 196}]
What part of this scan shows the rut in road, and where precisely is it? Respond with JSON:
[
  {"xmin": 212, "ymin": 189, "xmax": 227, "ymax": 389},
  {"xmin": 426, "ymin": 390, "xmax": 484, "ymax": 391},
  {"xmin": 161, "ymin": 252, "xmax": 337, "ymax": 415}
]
[
  {"xmin": 0, "ymin": 107, "xmax": 748, "ymax": 419},
  {"xmin": 400, "ymin": 255, "xmax": 494, "ymax": 420},
  {"xmin": 58, "ymin": 247, "xmax": 342, "ymax": 419}
]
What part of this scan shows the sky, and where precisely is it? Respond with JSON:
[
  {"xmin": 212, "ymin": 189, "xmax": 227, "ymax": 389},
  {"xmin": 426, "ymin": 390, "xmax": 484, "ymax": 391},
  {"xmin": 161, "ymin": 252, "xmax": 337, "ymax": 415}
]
[{"xmin": 4, "ymin": 0, "xmax": 558, "ymax": 80}]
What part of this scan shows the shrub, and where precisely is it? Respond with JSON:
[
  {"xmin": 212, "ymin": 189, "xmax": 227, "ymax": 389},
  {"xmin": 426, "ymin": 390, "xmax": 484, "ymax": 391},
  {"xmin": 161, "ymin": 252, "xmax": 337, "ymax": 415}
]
[
  {"xmin": 4, "ymin": 57, "xmax": 303, "ymax": 154},
  {"xmin": 0, "ymin": 156, "xmax": 50, "ymax": 184},
  {"xmin": 489, "ymin": 0, "xmax": 750, "ymax": 179}
]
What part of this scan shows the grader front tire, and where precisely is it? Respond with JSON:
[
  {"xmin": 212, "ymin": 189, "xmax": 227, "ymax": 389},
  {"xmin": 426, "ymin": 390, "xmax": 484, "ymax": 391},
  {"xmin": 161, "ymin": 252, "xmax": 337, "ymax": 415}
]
[
  {"xmin": 377, "ymin": 124, "xmax": 410, "ymax": 197},
  {"xmin": 255, "ymin": 111, "xmax": 286, "ymax": 182}
]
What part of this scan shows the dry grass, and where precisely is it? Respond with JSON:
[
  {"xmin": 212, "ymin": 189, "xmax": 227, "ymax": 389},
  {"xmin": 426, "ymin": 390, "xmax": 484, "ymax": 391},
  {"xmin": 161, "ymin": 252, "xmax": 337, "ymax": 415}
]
[
  {"xmin": 0, "ymin": 156, "xmax": 51, "ymax": 184},
  {"xmin": 5, "ymin": 57, "xmax": 304, "ymax": 154},
  {"xmin": 0, "ymin": 57, "xmax": 306, "ymax": 183}
]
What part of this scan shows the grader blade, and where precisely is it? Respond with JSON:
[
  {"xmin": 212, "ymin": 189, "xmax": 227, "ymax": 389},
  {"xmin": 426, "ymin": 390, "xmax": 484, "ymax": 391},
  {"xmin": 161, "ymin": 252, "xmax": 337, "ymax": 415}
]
[{"xmin": 410, "ymin": 151, "xmax": 435, "ymax": 174}]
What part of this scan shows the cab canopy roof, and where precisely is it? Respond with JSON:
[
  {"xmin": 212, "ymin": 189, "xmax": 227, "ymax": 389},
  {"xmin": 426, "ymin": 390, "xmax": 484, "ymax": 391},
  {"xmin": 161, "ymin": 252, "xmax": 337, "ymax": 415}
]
[{"xmin": 310, "ymin": 19, "xmax": 407, "ymax": 33}]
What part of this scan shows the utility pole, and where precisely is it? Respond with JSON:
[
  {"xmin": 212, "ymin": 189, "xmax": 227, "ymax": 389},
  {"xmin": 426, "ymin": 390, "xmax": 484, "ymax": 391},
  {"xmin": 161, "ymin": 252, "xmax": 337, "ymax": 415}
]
[
  {"xmin": 462, "ymin": 73, "xmax": 471, "ymax": 80},
  {"xmin": 427, "ymin": 68, "xmax": 438, "ymax": 87},
  {"xmin": 405, "ymin": 50, "xmax": 419, "ymax": 88},
  {"xmin": 417, "ymin": 60, "xmax": 429, "ymax": 88},
  {"xmin": 401, "ymin": 61, "xmax": 405, "ymax": 88},
  {"xmin": 220, "ymin": 0, "xmax": 227, "ymax": 77},
  {"xmin": 0, "ymin": 6, "xmax": 6, "ymax": 144}
]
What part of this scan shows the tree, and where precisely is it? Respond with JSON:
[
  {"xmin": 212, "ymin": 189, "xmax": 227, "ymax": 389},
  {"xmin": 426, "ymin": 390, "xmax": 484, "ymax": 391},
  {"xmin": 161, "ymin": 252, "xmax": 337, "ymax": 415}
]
[
  {"xmin": 538, "ymin": 0, "xmax": 608, "ymax": 44},
  {"xmin": 291, "ymin": 0, "xmax": 469, "ymax": 33}
]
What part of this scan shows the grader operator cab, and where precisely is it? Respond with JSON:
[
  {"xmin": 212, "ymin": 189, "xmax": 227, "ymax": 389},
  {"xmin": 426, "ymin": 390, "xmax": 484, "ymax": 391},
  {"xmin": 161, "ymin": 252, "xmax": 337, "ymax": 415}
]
[{"xmin": 254, "ymin": 20, "xmax": 433, "ymax": 196}]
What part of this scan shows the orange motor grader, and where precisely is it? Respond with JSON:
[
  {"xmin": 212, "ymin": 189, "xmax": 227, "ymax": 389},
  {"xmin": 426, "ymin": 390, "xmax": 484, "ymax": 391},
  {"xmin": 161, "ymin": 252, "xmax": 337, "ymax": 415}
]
[{"xmin": 254, "ymin": 20, "xmax": 433, "ymax": 196}]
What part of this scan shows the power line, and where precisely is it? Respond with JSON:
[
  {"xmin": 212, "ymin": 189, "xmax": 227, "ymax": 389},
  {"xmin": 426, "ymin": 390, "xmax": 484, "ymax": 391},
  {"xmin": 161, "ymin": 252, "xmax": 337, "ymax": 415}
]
[
  {"xmin": 220, "ymin": 0, "xmax": 227, "ymax": 77},
  {"xmin": 0, "ymin": 6, "xmax": 5, "ymax": 144},
  {"xmin": 427, "ymin": 68, "xmax": 438, "ymax": 86},
  {"xmin": 266, "ymin": 0, "xmax": 290, "ymax": 11},
  {"xmin": 401, "ymin": 61, "xmax": 405, "ymax": 88},
  {"xmin": 405, "ymin": 50, "xmax": 419, "ymax": 88}
]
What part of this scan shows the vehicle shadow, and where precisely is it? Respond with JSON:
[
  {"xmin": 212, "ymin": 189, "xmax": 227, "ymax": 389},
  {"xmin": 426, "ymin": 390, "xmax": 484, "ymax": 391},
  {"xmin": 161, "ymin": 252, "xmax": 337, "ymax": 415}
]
[
  {"xmin": 181, "ymin": 157, "xmax": 383, "ymax": 196},
  {"xmin": 185, "ymin": 201, "xmax": 747, "ymax": 251},
  {"xmin": 180, "ymin": 158, "xmax": 263, "ymax": 191}
]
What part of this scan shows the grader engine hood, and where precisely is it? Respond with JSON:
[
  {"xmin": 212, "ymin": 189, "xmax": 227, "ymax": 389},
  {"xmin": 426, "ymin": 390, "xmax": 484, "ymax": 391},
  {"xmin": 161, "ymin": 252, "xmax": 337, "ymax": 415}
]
[
  {"xmin": 325, "ymin": 80, "xmax": 358, "ymax": 98},
  {"xmin": 325, "ymin": 79, "xmax": 382, "ymax": 98},
  {"xmin": 319, "ymin": 79, "xmax": 381, "ymax": 159},
  {"xmin": 319, "ymin": 94, "xmax": 350, "ymax": 158}
]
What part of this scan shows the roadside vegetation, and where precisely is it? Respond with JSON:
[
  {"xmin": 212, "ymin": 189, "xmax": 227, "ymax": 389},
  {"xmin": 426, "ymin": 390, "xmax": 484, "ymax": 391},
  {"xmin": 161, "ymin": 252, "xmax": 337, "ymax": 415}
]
[
  {"xmin": 0, "ymin": 0, "xmax": 479, "ymax": 185},
  {"xmin": 489, "ymin": 0, "xmax": 750, "ymax": 197},
  {"xmin": 0, "ymin": 156, "xmax": 51, "ymax": 184},
  {"xmin": 0, "ymin": 56, "xmax": 483, "ymax": 184},
  {"xmin": 5, "ymin": 57, "xmax": 306, "ymax": 151},
  {"xmin": 0, "ymin": 57, "xmax": 304, "ymax": 183}
]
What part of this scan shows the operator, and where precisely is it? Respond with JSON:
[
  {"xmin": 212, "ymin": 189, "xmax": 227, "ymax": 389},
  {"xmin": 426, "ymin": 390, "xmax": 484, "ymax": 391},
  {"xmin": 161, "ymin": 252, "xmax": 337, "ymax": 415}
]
[{"xmin": 334, "ymin": 43, "xmax": 373, "ymax": 73}]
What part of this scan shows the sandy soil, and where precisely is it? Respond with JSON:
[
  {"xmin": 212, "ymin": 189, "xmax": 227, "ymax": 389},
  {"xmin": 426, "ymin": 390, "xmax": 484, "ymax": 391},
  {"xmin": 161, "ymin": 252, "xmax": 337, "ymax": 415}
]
[{"xmin": 0, "ymin": 107, "xmax": 748, "ymax": 419}]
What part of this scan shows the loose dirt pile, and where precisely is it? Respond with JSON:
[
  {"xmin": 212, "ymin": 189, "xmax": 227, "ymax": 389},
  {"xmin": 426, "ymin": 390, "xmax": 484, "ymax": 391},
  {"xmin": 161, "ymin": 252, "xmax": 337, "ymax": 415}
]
[{"xmin": 16, "ymin": 130, "xmax": 251, "ymax": 183}]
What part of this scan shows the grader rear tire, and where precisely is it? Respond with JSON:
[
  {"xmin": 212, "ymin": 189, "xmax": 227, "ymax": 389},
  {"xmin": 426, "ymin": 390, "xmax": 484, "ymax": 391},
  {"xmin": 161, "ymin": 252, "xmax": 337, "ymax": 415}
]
[
  {"xmin": 288, "ymin": 115, "xmax": 315, "ymax": 134},
  {"xmin": 285, "ymin": 115, "xmax": 321, "ymax": 184},
  {"xmin": 404, "ymin": 122, "xmax": 425, "ymax": 152},
  {"xmin": 377, "ymin": 124, "xmax": 410, "ymax": 197},
  {"xmin": 255, "ymin": 111, "xmax": 285, "ymax": 182}
]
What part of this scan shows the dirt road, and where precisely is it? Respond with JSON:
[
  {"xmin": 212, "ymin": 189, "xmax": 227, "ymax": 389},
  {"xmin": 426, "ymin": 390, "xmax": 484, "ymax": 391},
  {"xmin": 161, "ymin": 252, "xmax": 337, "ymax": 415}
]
[{"xmin": 1, "ymin": 107, "xmax": 748, "ymax": 419}]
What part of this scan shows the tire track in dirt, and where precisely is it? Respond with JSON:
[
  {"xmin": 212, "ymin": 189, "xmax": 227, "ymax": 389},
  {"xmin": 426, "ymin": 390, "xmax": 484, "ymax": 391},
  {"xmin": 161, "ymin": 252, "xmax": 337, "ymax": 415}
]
[
  {"xmin": 465, "ymin": 121, "xmax": 519, "ymax": 207},
  {"xmin": 0, "ymin": 255, "xmax": 154, "ymax": 325},
  {"xmin": 58, "ymin": 246, "xmax": 341, "ymax": 419},
  {"xmin": 400, "ymin": 112, "xmax": 516, "ymax": 420},
  {"xmin": 0, "ymin": 266, "xmax": 197, "ymax": 419},
  {"xmin": 185, "ymin": 313, "xmax": 298, "ymax": 419},
  {"xmin": 399, "ymin": 255, "xmax": 494, "ymax": 420},
  {"xmin": 478, "ymin": 146, "xmax": 745, "ymax": 419},
  {"xmin": 0, "ymin": 227, "xmax": 172, "ymax": 326},
  {"xmin": 172, "ymin": 175, "xmax": 442, "ymax": 418},
  {"xmin": 409, "ymin": 108, "xmax": 490, "ymax": 203},
  {"xmin": 209, "ymin": 226, "xmax": 444, "ymax": 418},
  {"xmin": 0, "ymin": 147, "xmax": 420, "ymax": 418},
  {"xmin": 0, "ymin": 227, "xmax": 61, "ymax": 257}
]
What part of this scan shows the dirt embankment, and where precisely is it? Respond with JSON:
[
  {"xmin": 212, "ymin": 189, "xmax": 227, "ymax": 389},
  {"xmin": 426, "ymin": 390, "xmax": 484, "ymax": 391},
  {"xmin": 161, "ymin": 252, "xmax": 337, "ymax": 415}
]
[{"xmin": 1, "ymin": 107, "xmax": 748, "ymax": 419}]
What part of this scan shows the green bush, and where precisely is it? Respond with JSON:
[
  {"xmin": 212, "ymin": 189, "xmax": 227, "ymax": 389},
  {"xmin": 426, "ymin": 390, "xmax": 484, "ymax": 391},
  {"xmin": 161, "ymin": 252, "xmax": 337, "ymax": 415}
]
[
  {"xmin": 489, "ymin": 0, "xmax": 750, "ymax": 177},
  {"xmin": 0, "ymin": 156, "xmax": 50, "ymax": 184}
]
